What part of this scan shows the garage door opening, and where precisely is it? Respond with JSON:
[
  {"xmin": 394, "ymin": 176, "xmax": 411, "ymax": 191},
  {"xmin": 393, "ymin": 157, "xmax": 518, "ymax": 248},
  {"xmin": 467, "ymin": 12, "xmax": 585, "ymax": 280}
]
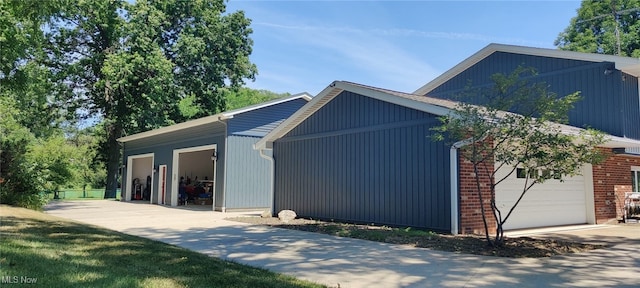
[
  {"xmin": 126, "ymin": 153, "xmax": 154, "ymax": 203},
  {"xmin": 171, "ymin": 145, "xmax": 217, "ymax": 207}
]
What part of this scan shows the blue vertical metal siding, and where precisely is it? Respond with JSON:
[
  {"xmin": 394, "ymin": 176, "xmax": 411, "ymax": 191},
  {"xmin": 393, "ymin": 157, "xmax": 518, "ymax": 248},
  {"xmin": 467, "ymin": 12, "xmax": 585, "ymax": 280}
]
[
  {"xmin": 223, "ymin": 135, "xmax": 271, "ymax": 209},
  {"xmin": 287, "ymin": 92, "xmax": 428, "ymax": 137},
  {"xmin": 540, "ymin": 63, "xmax": 625, "ymax": 136},
  {"xmin": 227, "ymin": 98, "xmax": 308, "ymax": 137},
  {"xmin": 427, "ymin": 51, "xmax": 640, "ymax": 140},
  {"xmin": 273, "ymin": 91, "xmax": 452, "ymax": 231},
  {"xmin": 621, "ymin": 72, "xmax": 640, "ymax": 139},
  {"xmin": 121, "ymin": 96, "xmax": 308, "ymax": 209}
]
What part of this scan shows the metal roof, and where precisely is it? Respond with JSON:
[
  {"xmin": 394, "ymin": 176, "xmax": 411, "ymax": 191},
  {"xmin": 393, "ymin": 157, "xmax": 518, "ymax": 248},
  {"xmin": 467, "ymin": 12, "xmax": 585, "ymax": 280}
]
[
  {"xmin": 117, "ymin": 93, "xmax": 312, "ymax": 143},
  {"xmin": 414, "ymin": 43, "xmax": 640, "ymax": 95}
]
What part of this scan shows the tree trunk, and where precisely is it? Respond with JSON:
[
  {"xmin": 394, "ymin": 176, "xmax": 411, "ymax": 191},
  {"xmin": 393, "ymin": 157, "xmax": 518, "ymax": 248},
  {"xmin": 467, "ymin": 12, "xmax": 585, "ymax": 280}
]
[
  {"xmin": 104, "ymin": 123, "xmax": 122, "ymax": 199},
  {"xmin": 474, "ymin": 163, "xmax": 493, "ymax": 246}
]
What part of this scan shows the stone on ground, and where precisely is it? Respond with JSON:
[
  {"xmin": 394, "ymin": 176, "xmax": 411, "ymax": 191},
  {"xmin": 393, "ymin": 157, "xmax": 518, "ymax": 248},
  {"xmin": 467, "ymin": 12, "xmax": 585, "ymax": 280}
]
[{"xmin": 278, "ymin": 210, "xmax": 297, "ymax": 223}]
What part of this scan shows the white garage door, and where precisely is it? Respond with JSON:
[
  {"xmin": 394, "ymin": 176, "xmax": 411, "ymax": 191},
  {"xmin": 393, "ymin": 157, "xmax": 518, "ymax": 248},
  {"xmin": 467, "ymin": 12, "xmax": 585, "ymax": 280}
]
[{"xmin": 495, "ymin": 164, "xmax": 589, "ymax": 230}]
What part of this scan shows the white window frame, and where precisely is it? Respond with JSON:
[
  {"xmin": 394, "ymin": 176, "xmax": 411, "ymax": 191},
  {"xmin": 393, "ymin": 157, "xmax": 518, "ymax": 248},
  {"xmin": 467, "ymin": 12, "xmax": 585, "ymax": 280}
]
[{"xmin": 632, "ymin": 166, "xmax": 640, "ymax": 193}]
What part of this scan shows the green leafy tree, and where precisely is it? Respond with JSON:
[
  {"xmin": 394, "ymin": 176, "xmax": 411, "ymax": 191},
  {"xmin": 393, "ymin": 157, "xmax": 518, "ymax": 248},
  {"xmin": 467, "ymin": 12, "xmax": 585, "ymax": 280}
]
[
  {"xmin": 42, "ymin": 0, "xmax": 125, "ymax": 198},
  {"xmin": 0, "ymin": 0, "xmax": 55, "ymax": 78},
  {"xmin": 0, "ymin": 97, "xmax": 72, "ymax": 208},
  {"xmin": 29, "ymin": 135, "xmax": 75, "ymax": 199},
  {"xmin": 65, "ymin": 125, "xmax": 106, "ymax": 194},
  {"xmin": 179, "ymin": 88, "xmax": 291, "ymax": 114},
  {"xmin": 1, "ymin": 0, "xmax": 70, "ymax": 209},
  {"xmin": 433, "ymin": 67, "xmax": 605, "ymax": 246},
  {"xmin": 555, "ymin": 0, "xmax": 640, "ymax": 57},
  {"xmin": 1, "ymin": 0, "xmax": 67, "ymax": 136},
  {"xmin": 225, "ymin": 88, "xmax": 291, "ymax": 110},
  {"xmin": 0, "ymin": 96, "xmax": 45, "ymax": 209},
  {"xmin": 45, "ymin": 0, "xmax": 257, "ymax": 198}
]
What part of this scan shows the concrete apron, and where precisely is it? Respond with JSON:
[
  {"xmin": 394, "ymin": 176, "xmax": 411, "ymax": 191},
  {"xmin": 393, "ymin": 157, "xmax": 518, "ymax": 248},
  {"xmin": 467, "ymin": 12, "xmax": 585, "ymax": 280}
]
[
  {"xmin": 506, "ymin": 224, "xmax": 640, "ymax": 246},
  {"xmin": 45, "ymin": 200, "xmax": 640, "ymax": 288}
]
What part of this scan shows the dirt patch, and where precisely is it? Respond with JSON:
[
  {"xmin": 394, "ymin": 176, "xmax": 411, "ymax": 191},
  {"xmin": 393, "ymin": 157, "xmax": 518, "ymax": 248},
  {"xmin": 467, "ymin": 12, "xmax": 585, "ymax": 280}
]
[{"xmin": 227, "ymin": 216, "xmax": 605, "ymax": 258}]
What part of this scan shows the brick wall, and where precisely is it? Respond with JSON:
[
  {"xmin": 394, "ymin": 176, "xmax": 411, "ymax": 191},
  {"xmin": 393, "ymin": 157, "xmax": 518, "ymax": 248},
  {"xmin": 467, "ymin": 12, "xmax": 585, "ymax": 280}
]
[
  {"xmin": 592, "ymin": 148, "xmax": 640, "ymax": 223},
  {"xmin": 614, "ymin": 185, "xmax": 633, "ymax": 219},
  {"xmin": 458, "ymin": 145, "xmax": 496, "ymax": 235},
  {"xmin": 457, "ymin": 145, "xmax": 640, "ymax": 233}
]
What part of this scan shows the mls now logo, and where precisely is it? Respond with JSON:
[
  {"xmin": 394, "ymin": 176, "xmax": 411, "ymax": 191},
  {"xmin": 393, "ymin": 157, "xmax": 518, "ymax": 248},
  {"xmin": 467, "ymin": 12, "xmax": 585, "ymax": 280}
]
[
  {"xmin": 1, "ymin": 276, "xmax": 38, "ymax": 284},
  {"xmin": 1, "ymin": 276, "xmax": 18, "ymax": 284}
]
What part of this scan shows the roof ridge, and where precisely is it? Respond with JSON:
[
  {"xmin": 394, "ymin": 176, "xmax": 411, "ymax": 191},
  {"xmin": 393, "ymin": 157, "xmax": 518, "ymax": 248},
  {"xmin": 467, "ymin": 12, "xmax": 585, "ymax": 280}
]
[
  {"xmin": 337, "ymin": 80, "xmax": 460, "ymax": 104},
  {"xmin": 118, "ymin": 93, "xmax": 311, "ymax": 142}
]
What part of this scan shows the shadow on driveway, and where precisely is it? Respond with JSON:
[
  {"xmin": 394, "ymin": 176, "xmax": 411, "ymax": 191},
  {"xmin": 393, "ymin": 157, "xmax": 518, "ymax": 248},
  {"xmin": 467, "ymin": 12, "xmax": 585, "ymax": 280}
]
[{"xmin": 45, "ymin": 200, "xmax": 640, "ymax": 288}]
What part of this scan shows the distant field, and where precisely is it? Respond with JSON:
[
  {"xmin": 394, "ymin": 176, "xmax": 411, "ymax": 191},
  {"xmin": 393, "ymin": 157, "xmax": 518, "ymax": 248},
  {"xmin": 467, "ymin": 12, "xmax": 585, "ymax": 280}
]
[{"xmin": 46, "ymin": 189, "xmax": 121, "ymax": 200}]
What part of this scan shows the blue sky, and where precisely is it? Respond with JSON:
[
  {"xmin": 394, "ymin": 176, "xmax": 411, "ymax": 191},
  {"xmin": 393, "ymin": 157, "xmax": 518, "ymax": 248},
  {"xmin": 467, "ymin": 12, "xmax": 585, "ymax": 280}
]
[{"xmin": 226, "ymin": 0, "xmax": 583, "ymax": 95}]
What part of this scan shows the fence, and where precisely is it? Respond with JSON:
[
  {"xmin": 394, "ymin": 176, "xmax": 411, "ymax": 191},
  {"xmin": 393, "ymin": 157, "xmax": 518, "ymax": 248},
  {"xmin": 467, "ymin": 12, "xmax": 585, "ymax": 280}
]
[{"xmin": 46, "ymin": 189, "xmax": 121, "ymax": 200}]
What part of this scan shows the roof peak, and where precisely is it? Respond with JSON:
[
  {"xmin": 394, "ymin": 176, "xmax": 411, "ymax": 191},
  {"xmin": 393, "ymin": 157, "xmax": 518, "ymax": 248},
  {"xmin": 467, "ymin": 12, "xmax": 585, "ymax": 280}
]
[{"xmin": 414, "ymin": 43, "xmax": 640, "ymax": 95}]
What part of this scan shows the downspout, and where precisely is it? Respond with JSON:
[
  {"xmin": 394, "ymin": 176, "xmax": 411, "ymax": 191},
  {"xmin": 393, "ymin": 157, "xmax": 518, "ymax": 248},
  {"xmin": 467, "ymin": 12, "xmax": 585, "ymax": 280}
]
[
  {"xmin": 450, "ymin": 137, "xmax": 478, "ymax": 235},
  {"xmin": 211, "ymin": 155, "xmax": 218, "ymax": 211},
  {"xmin": 218, "ymin": 117, "xmax": 228, "ymax": 212},
  {"xmin": 121, "ymin": 142, "xmax": 126, "ymax": 200},
  {"xmin": 258, "ymin": 148, "xmax": 275, "ymax": 216},
  {"xmin": 450, "ymin": 145, "xmax": 459, "ymax": 235}
]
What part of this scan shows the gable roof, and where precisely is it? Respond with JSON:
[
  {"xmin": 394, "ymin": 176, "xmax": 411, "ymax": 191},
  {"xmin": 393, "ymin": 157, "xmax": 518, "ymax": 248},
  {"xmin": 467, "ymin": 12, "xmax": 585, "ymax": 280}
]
[
  {"xmin": 255, "ymin": 80, "xmax": 640, "ymax": 150},
  {"xmin": 253, "ymin": 81, "xmax": 464, "ymax": 150},
  {"xmin": 117, "ymin": 93, "xmax": 312, "ymax": 143},
  {"xmin": 414, "ymin": 43, "xmax": 640, "ymax": 95}
]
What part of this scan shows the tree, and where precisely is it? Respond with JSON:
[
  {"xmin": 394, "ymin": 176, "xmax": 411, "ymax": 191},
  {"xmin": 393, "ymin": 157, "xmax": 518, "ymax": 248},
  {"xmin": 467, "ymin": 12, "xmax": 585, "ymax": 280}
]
[
  {"xmin": 65, "ymin": 125, "xmax": 106, "ymax": 195},
  {"xmin": 1, "ymin": 0, "xmax": 68, "ymax": 136},
  {"xmin": 555, "ymin": 0, "xmax": 640, "ymax": 57},
  {"xmin": 0, "ymin": 95, "xmax": 44, "ymax": 209},
  {"xmin": 45, "ymin": 0, "xmax": 257, "ymax": 198},
  {"xmin": 433, "ymin": 67, "xmax": 605, "ymax": 246},
  {"xmin": 1, "ymin": 0, "xmax": 71, "ymax": 209},
  {"xmin": 29, "ymin": 135, "xmax": 75, "ymax": 199},
  {"xmin": 178, "ymin": 88, "xmax": 290, "ymax": 115},
  {"xmin": 225, "ymin": 88, "xmax": 291, "ymax": 110},
  {"xmin": 0, "ymin": 0, "xmax": 53, "ymax": 78}
]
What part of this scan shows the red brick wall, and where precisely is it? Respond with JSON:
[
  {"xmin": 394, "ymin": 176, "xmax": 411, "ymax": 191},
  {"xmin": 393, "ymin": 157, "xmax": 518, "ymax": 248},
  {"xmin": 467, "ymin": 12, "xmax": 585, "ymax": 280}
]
[
  {"xmin": 458, "ymin": 147, "xmax": 496, "ymax": 235},
  {"xmin": 458, "ymin": 146, "xmax": 640, "ymax": 232},
  {"xmin": 592, "ymin": 148, "xmax": 640, "ymax": 223},
  {"xmin": 614, "ymin": 185, "xmax": 633, "ymax": 219}
]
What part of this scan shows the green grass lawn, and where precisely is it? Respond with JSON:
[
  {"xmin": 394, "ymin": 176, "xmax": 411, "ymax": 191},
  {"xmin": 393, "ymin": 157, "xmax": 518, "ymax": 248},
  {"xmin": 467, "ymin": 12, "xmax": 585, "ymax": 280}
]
[
  {"xmin": 47, "ymin": 188, "xmax": 112, "ymax": 200},
  {"xmin": 45, "ymin": 189, "xmax": 121, "ymax": 200},
  {"xmin": 0, "ymin": 205, "xmax": 324, "ymax": 288}
]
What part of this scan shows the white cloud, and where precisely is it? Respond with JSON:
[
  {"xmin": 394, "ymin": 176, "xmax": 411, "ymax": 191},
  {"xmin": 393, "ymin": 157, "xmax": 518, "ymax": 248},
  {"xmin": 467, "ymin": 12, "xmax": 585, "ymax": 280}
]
[{"xmin": 255, "ymin": 22, "xmax": 444, "ymax": 92}]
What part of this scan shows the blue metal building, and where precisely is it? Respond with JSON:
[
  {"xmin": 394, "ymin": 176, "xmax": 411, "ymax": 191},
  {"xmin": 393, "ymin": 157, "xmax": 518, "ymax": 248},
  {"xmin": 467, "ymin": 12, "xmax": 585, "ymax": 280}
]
[
  {"xmin": 414, "ymin": 43, "xmax": 640, "ymax": 145},
  {"xmin": 256, "ymin": 81, "xmax": 462, "ymax": 232},
  {"xmin": 255, "ymin": 47, "xmax": 640, "ymax": 233},
  {"xmin": 413, "ymin": 44, "xmax": 640, "ymax": 229},
  {"xmin": 118, "ymin": 94, "xmax": 310, "ymax": 211}
]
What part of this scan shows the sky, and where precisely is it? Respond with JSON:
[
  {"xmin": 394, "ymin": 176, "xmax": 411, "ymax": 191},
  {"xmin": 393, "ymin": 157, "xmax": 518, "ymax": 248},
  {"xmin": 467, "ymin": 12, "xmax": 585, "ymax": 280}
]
[{"xmin": 225, "ymin": 0, "xmax": 583, "ymax": 95}]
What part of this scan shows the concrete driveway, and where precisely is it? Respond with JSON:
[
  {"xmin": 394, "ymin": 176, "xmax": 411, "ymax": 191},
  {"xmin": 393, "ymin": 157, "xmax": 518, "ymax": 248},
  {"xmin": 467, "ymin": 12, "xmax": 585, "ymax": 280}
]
[{"xmin": 45, "ymin": 200, "xmax": 640, "ymax": 288}]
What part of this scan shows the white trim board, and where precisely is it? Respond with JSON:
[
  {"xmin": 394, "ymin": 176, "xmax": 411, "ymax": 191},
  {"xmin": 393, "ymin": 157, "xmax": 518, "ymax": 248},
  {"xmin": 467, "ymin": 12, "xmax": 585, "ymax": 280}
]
[
  {"xmin": 125, "ymin": 153, "xmax": 154, "ymax": 203},
  {"xmin": 171, "ymin": 144, "xmax": 217, "ymax": 207}
]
